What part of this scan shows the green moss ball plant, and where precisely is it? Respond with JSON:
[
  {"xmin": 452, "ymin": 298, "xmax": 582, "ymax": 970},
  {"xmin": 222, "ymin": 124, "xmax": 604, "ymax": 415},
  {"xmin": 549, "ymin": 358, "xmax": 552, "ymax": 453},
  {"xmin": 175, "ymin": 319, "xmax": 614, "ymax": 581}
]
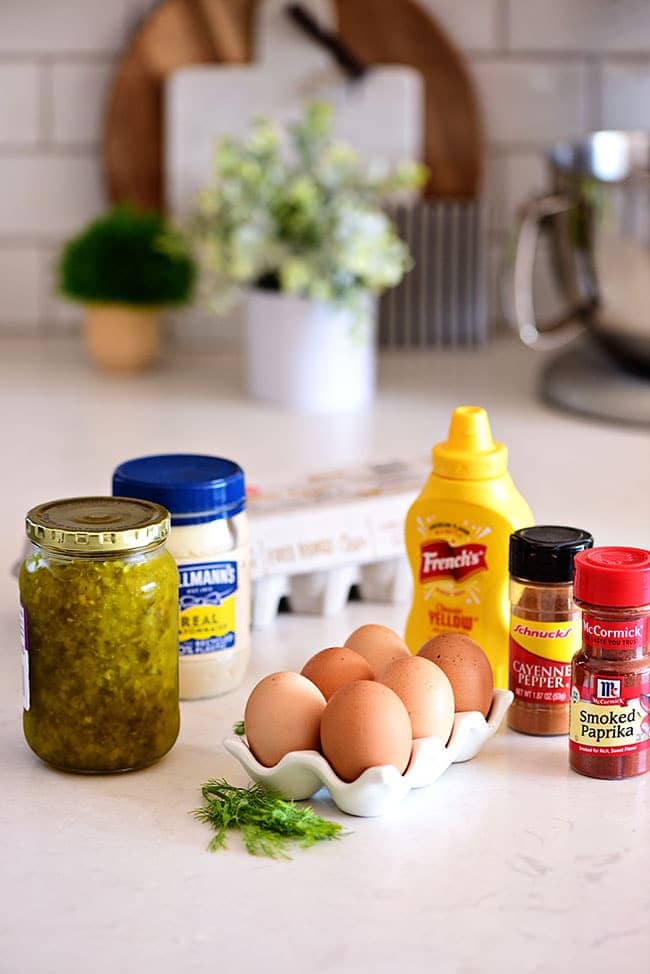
[
  {"xmin": 59, "ymin": 206, "xmax": 195, "ymax": 307},
  {"xmin": 58, "ymin": 206, "xmax": 196, "ymax": 372}
]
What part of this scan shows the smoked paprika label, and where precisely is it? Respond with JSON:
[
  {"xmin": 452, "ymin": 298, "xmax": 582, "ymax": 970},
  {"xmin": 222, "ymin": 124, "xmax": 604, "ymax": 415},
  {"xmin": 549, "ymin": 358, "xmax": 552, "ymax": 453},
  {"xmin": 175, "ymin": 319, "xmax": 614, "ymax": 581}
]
[
  {"xmin": 569, "ymin": 612, "xmax": 650, "ymax": 759},
  {"xmin": 569, "ymin": 671, "xmax": 650, "ymax": 756},
  {"xmin": 509, "ymin": 616, "xmax": 580, "ymax": 705}
]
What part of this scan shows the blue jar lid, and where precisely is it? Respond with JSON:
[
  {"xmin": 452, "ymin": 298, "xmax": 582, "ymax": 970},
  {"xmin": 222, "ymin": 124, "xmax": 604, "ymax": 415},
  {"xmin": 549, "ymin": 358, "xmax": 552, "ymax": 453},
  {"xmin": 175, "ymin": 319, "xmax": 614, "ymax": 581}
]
[{"xmin": 112, "ymin": 454, "xmax": 246, "ymax": 525}]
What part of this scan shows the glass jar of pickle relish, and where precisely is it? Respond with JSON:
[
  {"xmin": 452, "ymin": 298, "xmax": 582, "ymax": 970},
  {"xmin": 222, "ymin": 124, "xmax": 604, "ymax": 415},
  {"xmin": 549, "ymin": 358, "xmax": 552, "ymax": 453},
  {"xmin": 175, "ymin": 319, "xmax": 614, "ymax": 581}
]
[{"xmin": 19, "ymin": 497, "xmax": 180, "ymax": 773}]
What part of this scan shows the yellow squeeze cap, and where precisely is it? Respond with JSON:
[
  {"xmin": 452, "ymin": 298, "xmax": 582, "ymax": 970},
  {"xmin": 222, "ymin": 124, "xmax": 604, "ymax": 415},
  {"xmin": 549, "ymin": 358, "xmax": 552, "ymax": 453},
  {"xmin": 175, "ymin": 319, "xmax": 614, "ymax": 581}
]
[{"xmin": 433, "ymin": 405, "xmax": 508, "ymax": 480}]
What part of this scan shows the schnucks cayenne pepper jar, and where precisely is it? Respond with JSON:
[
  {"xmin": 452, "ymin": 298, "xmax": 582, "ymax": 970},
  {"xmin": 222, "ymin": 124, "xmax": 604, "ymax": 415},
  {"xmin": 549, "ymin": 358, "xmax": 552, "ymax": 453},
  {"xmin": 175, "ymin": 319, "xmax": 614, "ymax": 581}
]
[
  {"xmin": 569, "ymin": 546, "xmax": 650, "ymax": 780},
  {"xmin": 19, "ymin": 497, "xmax": 180, "ymax": 773},
  {"xmin": 508, "ymin": 526, "xmax": 593, "ymax": 735}
]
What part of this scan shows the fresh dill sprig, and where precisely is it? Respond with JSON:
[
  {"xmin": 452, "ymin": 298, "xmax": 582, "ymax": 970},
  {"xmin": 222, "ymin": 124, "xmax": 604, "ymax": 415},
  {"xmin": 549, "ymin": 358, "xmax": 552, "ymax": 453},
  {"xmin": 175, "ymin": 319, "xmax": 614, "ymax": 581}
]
[
  {"xmin": 193, "ymin": 779, "xmax": 343, "ymax": 859},
  {"xmin": 233, "ymin": 719, "xmax": 245, "ymax": 736}
]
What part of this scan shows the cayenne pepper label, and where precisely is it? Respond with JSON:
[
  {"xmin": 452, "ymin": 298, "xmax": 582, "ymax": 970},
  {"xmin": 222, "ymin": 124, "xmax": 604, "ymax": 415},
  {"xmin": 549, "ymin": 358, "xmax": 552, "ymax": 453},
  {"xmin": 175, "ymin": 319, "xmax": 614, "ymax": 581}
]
[{"xmin": 509, "ymin": 617, "xmax": 580, "ymax": 705}]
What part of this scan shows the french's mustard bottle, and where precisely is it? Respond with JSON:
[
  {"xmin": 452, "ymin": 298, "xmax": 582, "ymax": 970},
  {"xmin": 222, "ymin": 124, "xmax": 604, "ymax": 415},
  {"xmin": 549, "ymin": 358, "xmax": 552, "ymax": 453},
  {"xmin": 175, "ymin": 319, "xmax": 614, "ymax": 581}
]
[{"xmin": 404, "ymin": 406, "xmax": 533, "ymax": 688}]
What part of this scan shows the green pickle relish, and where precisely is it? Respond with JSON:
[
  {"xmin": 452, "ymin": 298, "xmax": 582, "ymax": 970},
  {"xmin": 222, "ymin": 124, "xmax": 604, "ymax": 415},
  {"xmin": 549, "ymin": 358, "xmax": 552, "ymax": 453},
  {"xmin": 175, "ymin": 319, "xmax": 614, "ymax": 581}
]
[{"xmin": 20, "ymin": 497, "xmax": 180, "ymax": 773}]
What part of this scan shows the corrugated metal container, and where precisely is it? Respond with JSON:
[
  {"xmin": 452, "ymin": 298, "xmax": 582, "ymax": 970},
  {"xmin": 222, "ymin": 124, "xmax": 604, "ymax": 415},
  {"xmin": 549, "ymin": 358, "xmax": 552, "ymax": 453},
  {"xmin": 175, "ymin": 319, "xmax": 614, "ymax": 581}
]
[{"xmin": 380, "ymin": 200, "xmax": 489, "ymax": 347}]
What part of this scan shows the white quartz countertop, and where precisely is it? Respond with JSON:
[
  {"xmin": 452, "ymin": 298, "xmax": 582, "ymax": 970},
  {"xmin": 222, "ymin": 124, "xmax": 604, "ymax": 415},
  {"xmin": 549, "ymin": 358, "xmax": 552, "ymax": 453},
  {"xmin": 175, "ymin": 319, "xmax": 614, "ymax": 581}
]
[{"xmin": 1, "ymin": 336, "xmax": 649, "ymax": 974}]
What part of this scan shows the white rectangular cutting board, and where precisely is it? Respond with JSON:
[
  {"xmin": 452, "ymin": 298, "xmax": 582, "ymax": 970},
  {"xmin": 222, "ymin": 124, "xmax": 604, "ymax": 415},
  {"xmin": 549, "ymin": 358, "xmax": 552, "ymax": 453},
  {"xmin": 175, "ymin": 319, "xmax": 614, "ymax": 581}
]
[{"xmin": 164, "ymin": 0, "xmax": 423, "ymax": 217}]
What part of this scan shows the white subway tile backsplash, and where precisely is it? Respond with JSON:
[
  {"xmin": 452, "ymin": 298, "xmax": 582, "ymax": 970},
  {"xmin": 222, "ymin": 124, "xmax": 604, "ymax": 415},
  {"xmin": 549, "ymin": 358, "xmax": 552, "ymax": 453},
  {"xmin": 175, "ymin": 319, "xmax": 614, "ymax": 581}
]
[
  {"xmin": 122, "ymin": 0, "xmax": 159, "ymax": 37},
  {"xmin": 0, "ymin": 246, "xmax": 42, "ymax": 328},
  {"xmin": 419, "ymin": 1, "xmax": 498, "ymax": 50},
  {"xmin": 0, "ymin": 155, "xmax": 104, "ymax": 237},
  {"xmin": 41, "ymin": 246, "xmax": 84, "ymax": 335},
  {"xmin": 488, "ymin": 239, "xmax": 506, "ymax": 329},
  {"xmin": 0, "ymin": 1, "xmax": 133, "ymax": 54},
  {"xmin": 52, "ymin": 62, "xmax": 113, "ymax": 144},
  {"xmin": 0, "ymin": 63, "xmax": 40, "ymax": 145},
  {"xmin": 508, "ymin": 0, "xmax": 650, "ymax": 53},
  {"xmin": 0, "ymin": 0, "xmax": 647, "ymax": 337},
  {"xmin": 484, "ymin": 153, "xmax": 504, "ymax": 224},
  {"xmin": 502, "ymin": 152, "xmax": 549, "ymax": 231},
  {"xmin": 602, "ymin": 60, "xmax": 650, "ymax": 129},
  {"xmin": 471, "ymin": 60, "xmax": 588, "ymax": 143},
  {"xmin": 487, "ymin": 151, "xmax": 555, "ymax": 236}
]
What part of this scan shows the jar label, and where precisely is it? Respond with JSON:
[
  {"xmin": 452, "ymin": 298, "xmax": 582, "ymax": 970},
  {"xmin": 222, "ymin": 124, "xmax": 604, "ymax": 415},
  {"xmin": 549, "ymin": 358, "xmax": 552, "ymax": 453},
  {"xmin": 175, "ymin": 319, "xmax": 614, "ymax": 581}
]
[
  {"xmin": 419, "ymin": 540, "xmax": 487, "ymax": 583},
  {"xmin": 20, "ymin": 603, "xmax": 30, "ymax": 711},
  {"xmin": 509, "ymin": 616, "xmax": 580, "ymax": 705},
  {"xmin": 178, "ymin": 560, "xmax": 238, "ymax": 655},
  {"xmin": 569, "ymin": 670, "xmax": 650, "ymax": 757},
  {"xmin": 582, "ymin": 615, "xmax": 649, "ymax": 652},
  {"xmin": 412, "ymin": 523, "xmax": 491, "ymax": 642}
]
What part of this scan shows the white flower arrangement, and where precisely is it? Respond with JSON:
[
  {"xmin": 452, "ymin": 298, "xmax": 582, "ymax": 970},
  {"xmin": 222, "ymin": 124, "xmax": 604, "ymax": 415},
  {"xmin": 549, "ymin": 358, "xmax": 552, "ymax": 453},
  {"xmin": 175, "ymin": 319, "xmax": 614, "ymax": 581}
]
[{"xmin": 193, "ymin": 102, "xmax": 426, "ymax": 312}]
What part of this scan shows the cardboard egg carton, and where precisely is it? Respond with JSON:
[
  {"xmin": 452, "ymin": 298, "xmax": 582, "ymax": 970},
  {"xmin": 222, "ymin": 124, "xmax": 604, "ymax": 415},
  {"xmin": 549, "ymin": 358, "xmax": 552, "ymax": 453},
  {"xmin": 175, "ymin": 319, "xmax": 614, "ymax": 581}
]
[{"xmin": 248, "ymin": 460, "xmax": 426, "ymax": 627}]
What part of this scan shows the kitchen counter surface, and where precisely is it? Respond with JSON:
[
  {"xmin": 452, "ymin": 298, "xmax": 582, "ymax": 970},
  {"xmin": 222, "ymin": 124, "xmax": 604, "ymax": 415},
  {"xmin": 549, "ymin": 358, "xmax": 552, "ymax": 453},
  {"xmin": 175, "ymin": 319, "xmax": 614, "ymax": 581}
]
[{"xmin": 1, "ymin": 336, "xmax": 648, "ymax": 974}]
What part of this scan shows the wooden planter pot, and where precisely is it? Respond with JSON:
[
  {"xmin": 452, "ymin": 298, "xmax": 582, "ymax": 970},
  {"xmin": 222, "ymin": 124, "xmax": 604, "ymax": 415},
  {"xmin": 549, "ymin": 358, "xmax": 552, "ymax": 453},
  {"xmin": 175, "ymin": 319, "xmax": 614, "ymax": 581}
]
[{"xmin": 83, "ymin": 304, "xmax": 162, "ymax": 372}]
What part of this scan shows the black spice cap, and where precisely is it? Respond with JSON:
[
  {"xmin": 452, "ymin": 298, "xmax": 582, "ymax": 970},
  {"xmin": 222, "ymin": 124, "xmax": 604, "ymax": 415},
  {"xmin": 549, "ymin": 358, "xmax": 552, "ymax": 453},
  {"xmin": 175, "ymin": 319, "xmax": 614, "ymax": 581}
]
[{"xmin": 509, "ymin": 526, "xmax": 594, "ymax": 583}]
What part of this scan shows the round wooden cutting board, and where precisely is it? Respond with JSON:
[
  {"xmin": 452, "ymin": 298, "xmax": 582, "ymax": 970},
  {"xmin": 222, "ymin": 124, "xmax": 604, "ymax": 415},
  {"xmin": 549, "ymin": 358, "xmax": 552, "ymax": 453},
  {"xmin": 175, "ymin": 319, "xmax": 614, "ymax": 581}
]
[{"xmin": 103, "ymin": 0, "xmax": 483, "ymax": 209}]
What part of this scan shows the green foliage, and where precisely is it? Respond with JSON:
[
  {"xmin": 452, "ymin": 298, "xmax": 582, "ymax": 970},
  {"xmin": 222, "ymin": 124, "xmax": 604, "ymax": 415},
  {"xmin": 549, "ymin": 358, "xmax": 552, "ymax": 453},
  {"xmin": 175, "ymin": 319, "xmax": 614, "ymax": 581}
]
[
  {"xmin": 193, "ymin": 779, "xmax": 343, "ymax": 859},
  {"xmin": 233, "ymin": 719, "xmax": 246, "ymax": 736},
  {"xmin": 58, "ymin": 206, "xmax": 196, "ymax": 307},
  {"xmin": 194, "ymin": 102, "xmax": 427, "ymax": 311}
]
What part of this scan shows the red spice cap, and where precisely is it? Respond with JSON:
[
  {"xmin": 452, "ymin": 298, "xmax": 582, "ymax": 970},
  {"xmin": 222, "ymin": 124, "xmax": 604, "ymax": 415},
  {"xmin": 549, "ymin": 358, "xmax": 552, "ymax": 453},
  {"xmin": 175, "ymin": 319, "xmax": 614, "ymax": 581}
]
[{"xmin": 574, "ymin": 546, "xmax": 650, "ymax": 607}]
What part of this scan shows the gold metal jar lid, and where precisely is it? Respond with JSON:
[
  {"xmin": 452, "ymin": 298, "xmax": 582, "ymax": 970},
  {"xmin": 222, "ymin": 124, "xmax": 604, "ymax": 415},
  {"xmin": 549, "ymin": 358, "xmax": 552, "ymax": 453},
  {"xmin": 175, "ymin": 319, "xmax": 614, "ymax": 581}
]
[{"xmin": 25, "ymin": 497, "xmax": 170, "ymax": 555}]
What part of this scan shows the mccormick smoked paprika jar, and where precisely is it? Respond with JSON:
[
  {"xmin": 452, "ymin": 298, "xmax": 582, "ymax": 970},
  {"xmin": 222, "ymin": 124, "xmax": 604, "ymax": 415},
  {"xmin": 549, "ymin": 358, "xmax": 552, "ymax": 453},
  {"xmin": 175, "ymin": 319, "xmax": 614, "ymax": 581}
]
[
  {"xmin": 405, "ymin": 406, "xmax": 533, "ymax": 688},
  {"xmin": 569, "ymin": 547, "xmax": 650, "ymax": 780},
  {"xmin": 508, "ymin": 526, "xmax": 593, "ymax": 736}
]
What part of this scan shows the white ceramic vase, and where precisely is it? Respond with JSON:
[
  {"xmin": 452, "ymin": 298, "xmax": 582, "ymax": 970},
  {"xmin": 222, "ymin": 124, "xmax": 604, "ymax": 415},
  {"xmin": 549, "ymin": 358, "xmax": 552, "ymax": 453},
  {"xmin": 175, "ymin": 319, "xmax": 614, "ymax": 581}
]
[{"xmin": 244, "ymin": 289, "xmax": 376, "ymax": 413}]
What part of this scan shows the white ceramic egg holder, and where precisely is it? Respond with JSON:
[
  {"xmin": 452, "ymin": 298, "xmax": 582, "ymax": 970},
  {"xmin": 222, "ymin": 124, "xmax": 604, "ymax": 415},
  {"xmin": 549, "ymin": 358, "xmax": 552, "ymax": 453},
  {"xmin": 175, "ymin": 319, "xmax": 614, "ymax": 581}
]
[{"xmin": 224, "ymin": 688, "xmax": 513, "ymax": 817}]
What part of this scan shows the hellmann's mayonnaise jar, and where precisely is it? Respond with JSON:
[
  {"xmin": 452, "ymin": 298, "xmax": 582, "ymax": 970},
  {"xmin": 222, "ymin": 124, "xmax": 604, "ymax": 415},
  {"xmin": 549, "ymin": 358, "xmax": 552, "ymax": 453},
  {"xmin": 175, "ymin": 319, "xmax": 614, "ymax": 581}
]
[
  {"xmin": 404, "ymin": 406, "xmax": 533, "ymax": 689},
  {"xmin": 113, "ymin": 454, "xmax": 250, "ymax": 700}
]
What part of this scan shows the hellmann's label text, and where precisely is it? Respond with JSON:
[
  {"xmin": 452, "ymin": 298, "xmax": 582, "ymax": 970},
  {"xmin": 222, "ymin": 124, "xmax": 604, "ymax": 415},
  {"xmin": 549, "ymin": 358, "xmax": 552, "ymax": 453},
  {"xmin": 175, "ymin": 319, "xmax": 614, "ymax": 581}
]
[{"xmin": 178, "ymin": 560, "xmax": 238, "ymax": 656}]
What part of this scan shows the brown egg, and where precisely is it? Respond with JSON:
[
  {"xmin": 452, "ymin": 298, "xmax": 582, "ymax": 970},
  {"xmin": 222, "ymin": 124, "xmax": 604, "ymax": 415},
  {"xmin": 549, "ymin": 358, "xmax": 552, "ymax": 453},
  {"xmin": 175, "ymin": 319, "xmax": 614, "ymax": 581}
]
[
  {"xmin": 244, "ymin": 672, "xmax": 326, "ymax": 767},
  {"xmin": 320, "ymin": 680, "xmax": 412, "ymax": 782},
  {"xmin": 379, "ymin": 655, "xmax": 455, "ymax": 741},
  {"xmin": 301, "ymin": 646, "xmax": 374, "ymax": 701},
  {"xmin": 418, "ymin": 633, "xmax": 493, "ymax": 717},
  {"xmin": 344, "ymin": 624, "xmax": 410, "ymax": 677}
]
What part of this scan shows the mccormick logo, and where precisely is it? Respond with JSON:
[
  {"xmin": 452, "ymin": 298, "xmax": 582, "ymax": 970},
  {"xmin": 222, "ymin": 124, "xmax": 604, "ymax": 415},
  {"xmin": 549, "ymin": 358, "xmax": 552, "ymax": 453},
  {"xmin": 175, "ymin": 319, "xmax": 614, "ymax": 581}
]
[
  {"xmin": 596, "ymin": 677, "xmax": 621, "ymax": 699},
  {"xmin": 591, "ymin": 675, "xmax": 625, "ymax": 707},
  {"xmin": 419, "ymin": 541, "xmax": 487, "ymax": 583}
]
